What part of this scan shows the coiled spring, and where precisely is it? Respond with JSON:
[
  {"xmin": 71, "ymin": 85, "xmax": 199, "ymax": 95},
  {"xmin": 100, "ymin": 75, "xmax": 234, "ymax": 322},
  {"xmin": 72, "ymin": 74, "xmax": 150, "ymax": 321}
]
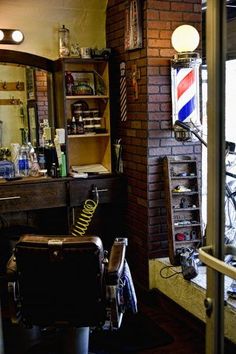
[{"xmin": 71, "ymin": 198, "xmax": 98, "ymax": 237}]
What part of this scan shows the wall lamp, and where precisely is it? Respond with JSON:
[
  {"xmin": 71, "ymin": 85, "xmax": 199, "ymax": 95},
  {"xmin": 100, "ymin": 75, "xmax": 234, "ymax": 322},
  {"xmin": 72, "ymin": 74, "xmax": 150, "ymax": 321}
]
[
  {"xmin": 0, "ymin": 29, "xmax": 24, "ymax": 44},
  {"xmin": 170, "ymin": 25, "xmax": 202, "ymax": 143}
]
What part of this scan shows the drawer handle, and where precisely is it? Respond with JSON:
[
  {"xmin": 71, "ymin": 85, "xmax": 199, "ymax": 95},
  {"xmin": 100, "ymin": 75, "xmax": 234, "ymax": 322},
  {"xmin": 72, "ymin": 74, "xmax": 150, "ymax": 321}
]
[
  {"xmin": 92, "ymin": 188, "xmax": 108, "ymax": 193},
  {"xmin": 0, "ymin": 196, "xmax": 21, "ymax": 201},
  {"xmin": 91, "ymin": 187, "xmax": 108, "ymax": 203}
]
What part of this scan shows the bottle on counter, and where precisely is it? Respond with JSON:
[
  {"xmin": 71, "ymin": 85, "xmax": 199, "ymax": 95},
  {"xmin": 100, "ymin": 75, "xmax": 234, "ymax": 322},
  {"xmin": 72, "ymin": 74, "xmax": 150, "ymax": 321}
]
[
  {"xmin": 60, "ymin": 152, "xmax": 67, "ymax": 177},
  {"xmin": 18, "ymin": 144, "xmax": 30, "ymax": 176},
  {"xmin": 29, "ymin": 152, "xmax": 41, "ymax": 177}
]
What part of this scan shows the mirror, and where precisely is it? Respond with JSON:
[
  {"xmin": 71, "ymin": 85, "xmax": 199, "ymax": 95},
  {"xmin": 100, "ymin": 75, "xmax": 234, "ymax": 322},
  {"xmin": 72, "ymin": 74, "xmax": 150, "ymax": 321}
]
[{"xmin": 0, "ymin": 49, "xmax": 55, "ymax": 150}]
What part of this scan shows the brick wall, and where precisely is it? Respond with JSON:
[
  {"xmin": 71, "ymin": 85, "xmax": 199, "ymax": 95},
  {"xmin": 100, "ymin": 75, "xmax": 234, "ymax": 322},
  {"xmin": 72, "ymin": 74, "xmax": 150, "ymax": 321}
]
[
  {"xmin": 35, "ymin": 70, "xmax": 48, "ymax": 144},
  {"xmin": 106, "ymin": 0, "xmax": 202, "ymax": 289}
]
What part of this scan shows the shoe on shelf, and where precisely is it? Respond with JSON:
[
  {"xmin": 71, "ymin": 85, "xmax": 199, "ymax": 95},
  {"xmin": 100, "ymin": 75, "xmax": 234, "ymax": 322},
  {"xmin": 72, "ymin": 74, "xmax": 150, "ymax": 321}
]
[{"xmin": 172, "ymin": 185, "xmax": 191, "ymax": 193}]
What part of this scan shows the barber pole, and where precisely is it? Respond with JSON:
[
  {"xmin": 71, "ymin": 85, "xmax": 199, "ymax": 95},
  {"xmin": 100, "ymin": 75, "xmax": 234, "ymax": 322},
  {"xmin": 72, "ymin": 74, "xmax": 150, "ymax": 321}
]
[
  {"xmin": 120, "ymin": 61, "xmax": 127, "ymax": 122},
  {"xmin": 176, "ymin": 67, "xmax": 196, "ymax": 122},
  {"xmin": 171, "ymin": 53, "xmax": 201, "ymax": 128}
]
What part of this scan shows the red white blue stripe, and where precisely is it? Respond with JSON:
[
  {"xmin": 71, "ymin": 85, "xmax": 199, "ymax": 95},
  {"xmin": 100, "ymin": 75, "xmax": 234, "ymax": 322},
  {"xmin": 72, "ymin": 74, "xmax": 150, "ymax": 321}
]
[{"xmin": 176, "ymin": 67, "xmax": 196, "ymax": 122}]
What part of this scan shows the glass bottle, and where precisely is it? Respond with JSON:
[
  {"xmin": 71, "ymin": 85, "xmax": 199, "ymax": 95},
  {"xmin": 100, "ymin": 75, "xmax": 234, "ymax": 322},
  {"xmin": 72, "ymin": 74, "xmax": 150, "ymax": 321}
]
[
  {"xmin": 18, "ymin": 145, "xmax": 30, "ymax": 177},
  {"xmin": 76, "ymin": 115, "xmax": 85, "ymax": 134},
  {"xmin": 71, "ymin": 116, "xmax": 77, "ymax": 135},
  {"xmin": 29, "ymin": 152, "xmax": 40, "ymax": 177},
  {"xmin": 58, "ymin": 25, "xmax": 70, "ymax": 57}
]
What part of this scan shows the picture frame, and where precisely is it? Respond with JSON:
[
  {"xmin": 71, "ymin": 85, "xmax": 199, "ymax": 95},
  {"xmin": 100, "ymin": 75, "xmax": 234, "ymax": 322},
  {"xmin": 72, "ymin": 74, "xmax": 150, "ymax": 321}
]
[
  {"xmin": 71, "ymin": 71, "xmax": 96, "ymax": 96},
  {"xmin": 27, "ymin": 101, "xmax": 39, "ymax": 147},
  {"xmin": 26, "ymin": 67, "xmax": 36, "ymax": 100},
  {"xmin": 124, "ymin": 0, "xmax": 143, "ymax": 51}
]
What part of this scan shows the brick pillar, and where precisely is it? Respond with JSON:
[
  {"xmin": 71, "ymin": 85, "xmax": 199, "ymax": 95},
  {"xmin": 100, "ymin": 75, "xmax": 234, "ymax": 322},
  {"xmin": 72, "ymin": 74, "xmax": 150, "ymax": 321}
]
[{"xmin": 106, "ymin": 0, "xmax": 202, "ymax": 289}]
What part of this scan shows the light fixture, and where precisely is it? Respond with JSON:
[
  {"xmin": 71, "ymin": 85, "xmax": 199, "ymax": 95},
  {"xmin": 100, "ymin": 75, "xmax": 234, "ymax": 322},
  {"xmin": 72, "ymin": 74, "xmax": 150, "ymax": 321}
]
[
  {"xmin": 171, "ymin": 24, "xmax": 200, "ymax": 53},
  {"xmin": 170, "ymin": 25, "xmax": 202, "ymax": 142},
  {"xmin": 0, "ymin": 29, "xmax": 24, "ymax": 44},
  {"xmin": 0, "ymin": 30, "xmax": 4, "ymax": 41}
]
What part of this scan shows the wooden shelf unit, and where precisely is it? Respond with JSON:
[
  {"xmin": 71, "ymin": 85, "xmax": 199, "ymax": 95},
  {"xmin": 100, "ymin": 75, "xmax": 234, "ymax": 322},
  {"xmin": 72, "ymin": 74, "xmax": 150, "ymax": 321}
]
[
  {"xmin": 54, "ymin": 57, "xmax": 111, "ymax": 174},
  {"xmin": 163, "ymin": 156, "xmax": 203, "ymax": 265}
]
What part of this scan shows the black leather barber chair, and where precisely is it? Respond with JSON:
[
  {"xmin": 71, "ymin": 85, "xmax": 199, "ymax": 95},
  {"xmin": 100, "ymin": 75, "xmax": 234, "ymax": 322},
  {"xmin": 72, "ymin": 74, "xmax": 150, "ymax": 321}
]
[{"xmin": 6, "ymin": 235, "xmax": 132, "ymax": 354}]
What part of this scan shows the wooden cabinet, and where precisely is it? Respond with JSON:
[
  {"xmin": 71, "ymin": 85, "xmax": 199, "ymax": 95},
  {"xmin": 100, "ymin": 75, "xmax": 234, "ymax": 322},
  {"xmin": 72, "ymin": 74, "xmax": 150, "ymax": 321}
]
[
  {"xmin": 163, "ymin": 156, "xmax": 203, "ymax": 265},
  {"xmin": 54, "ymin": 58, "xmax": 111, "ymax": 174},
  {"xmin": 0, "ymin": 175, "xmax": 127, "ymax": 248}
]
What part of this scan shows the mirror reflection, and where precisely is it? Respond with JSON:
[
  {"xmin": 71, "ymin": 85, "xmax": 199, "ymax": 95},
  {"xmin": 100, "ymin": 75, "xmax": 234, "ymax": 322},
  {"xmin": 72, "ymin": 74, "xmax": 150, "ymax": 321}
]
[{"xmin": 0, "ymin": 62, "xmax": 53, "ymax": 149}]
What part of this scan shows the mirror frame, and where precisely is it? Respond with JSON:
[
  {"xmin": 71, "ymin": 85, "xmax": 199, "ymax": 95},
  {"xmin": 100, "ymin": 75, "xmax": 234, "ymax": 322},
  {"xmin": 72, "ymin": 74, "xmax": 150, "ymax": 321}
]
[
  {"xmin": 0, "ymin": 49, "xmax": 55, "ymax": 147},
  {"xmin": 0, "ymin": 49, "xmax": 54, "ymax": 72}
]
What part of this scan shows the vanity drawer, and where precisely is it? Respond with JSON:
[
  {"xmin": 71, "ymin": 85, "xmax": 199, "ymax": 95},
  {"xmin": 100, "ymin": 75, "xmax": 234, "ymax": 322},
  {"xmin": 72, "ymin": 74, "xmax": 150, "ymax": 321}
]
[
  {"xmin": 0, "ymin": 181, "xmax": 67, "ymax": 213},
  {"xmin": 69, "ymin": 176, "xmax": 126, "ymax": 206}
]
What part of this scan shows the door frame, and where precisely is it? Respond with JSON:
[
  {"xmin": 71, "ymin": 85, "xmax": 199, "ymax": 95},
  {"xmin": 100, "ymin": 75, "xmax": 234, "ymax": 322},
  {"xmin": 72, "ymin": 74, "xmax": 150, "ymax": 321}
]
[{"xmin": 200, "ymin": 1, "xmax": 229, "ymax": 353}]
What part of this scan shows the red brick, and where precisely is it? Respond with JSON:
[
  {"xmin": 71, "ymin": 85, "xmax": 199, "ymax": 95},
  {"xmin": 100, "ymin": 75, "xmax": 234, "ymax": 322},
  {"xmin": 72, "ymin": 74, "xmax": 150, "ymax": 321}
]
[
  {"xmin": 171, "ymin": 2, "xmax": 194, "ymax": 12},
  {"xmin": 159, "ymin": 11, "xmax": 183, "ymax": 22},
  {"xmin": 106, "ymin": 0, "xmax": 202, "ymax": 283},
  {"xmin": 148, "ymin": 38, "xmax": 170, "ymax": 48},
  {"xmin": 148, "ymin": 21, "xmax": 171, "ymax": 30}
]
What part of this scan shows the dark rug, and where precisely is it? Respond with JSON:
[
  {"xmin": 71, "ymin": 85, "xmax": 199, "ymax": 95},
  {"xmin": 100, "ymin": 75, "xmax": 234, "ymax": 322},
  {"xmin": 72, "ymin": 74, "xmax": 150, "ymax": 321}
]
[{"xmin": 89, "ymin": 312, "xmax": 174, "ymax": 354}]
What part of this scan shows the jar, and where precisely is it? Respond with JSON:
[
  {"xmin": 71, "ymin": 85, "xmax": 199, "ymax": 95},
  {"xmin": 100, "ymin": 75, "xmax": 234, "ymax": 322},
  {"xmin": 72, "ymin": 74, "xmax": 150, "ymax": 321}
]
[
  {"xmin": 58, "ymin": 25, "xmax": 70, "ymax": 57},
  {"xmin": 84, "ymin": 117, "xmax": 95, "ymax": 134},
  {"xmin": 93, "ymin": 117, "xmax": 102, "ymax": 129},
  {"xmin": 72, "ymin": 102, "xmax": 83, "ymax": 116}
]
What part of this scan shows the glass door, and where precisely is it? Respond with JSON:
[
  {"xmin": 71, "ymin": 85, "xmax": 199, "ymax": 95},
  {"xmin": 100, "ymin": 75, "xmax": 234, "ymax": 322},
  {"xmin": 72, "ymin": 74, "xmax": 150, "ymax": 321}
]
[{"xmin": 199, "ymin": 1, "xmax": 236, "ymax": 353}]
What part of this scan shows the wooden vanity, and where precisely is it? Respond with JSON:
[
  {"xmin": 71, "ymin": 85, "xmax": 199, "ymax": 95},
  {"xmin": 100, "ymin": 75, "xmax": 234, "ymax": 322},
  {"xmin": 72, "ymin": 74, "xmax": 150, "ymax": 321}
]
[{"xmin": 0, "ymin": 174, "xmax": 126, "ymax": 249}]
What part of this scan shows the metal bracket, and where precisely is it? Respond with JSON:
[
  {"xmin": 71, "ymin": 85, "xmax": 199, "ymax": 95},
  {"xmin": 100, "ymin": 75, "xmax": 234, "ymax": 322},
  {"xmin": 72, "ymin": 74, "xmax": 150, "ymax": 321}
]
[{"xmin": 199, "ymin": 245, "xmax": 236, "ymax": 280}]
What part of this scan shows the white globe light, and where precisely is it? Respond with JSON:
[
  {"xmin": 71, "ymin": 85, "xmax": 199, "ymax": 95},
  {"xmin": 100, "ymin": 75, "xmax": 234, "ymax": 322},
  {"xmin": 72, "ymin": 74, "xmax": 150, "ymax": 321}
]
[
  {"xmin": 171, "ymin": 25, "xmax": 200, "ymax": 53},
  {"xmin": 12, "ymin": 30, "xmax": 24, "ymax": 43},
  {"xmin": 0, "ymin": 30, "xmax": 4, "ymax": 41}
]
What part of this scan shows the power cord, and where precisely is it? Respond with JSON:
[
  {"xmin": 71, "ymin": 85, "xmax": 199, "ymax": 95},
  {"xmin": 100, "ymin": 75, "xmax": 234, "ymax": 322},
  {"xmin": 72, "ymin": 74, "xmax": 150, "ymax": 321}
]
[
  {"xmin": 160, "ymin": 265, "xmax": 182, "ymax": 279},
  {"xmin": 71, "ymin": 185, "xmax": 99, "ymax": 237}
]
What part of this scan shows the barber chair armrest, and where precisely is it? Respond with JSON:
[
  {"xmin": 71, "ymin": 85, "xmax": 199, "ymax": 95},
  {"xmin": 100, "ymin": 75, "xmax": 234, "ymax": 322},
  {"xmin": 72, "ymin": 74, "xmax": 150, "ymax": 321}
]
[
  {"xmin": 107, "ymin": 238, "xmax": 127, "ymax": 285},
  {"xmin": 104, "ymin": 238, "xmax": 127, "ymax": 329},
  {"xmin": 6, "ymin": 255, "xmax": 17, "ymax": 282},
  {"xmin": 5, "ymin": 256, "xmax": 20, "ymax": 324}
]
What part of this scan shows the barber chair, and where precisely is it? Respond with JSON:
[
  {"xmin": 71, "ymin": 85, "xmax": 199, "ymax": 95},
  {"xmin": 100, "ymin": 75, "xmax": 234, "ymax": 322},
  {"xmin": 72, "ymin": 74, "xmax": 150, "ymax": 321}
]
[{"xmin": 6, "ymin": 235, "xmax": 131, "ymax": 354}]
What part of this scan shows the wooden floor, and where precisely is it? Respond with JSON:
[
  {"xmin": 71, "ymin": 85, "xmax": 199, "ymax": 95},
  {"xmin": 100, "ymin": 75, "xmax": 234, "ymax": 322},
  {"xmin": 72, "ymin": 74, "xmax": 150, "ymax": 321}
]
[
  {"xmin": 136, "ymin": 289, "xmax": 236, "ymax": 354},
  {"xmin": 135, "ymin": 289, "xmax": 205, "ymax": 354},
  {"xmin": 1, "ymin": 288, "xmax": 236, "ymax": 354}
]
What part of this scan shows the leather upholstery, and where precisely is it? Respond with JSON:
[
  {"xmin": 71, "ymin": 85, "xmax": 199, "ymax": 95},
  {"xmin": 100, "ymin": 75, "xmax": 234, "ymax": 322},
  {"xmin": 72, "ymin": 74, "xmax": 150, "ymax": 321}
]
[{"xmin": 7, "ymin": 235, "xmax": 128, "ymax": 329}]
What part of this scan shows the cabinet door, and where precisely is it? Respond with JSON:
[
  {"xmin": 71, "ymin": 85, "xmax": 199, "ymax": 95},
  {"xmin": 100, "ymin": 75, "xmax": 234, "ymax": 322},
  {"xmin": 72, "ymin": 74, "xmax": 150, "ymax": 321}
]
[{"xmin": 54, "ymin": 58, "xmax": 112, "ymax": 174}]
